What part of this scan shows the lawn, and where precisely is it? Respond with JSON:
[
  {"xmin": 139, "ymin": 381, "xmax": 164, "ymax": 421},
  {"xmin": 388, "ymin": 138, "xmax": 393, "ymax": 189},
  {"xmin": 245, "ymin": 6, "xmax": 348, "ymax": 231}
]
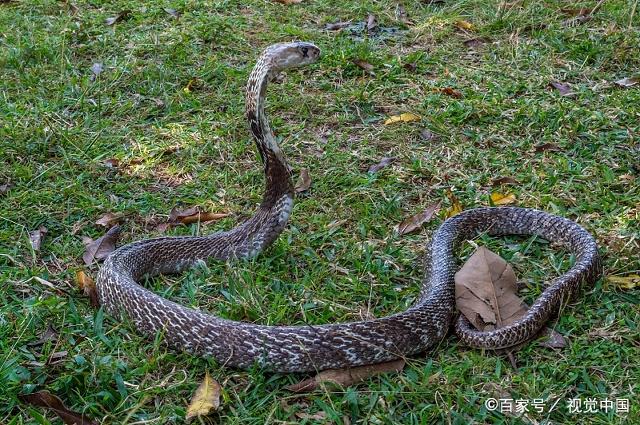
[{"xmin": 1, "ymin": 0, "xmax": 638, "ymax": 423}]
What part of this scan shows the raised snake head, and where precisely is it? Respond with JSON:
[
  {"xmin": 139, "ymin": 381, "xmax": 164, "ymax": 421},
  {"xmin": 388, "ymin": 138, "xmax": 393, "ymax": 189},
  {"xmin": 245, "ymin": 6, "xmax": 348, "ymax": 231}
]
[{"xmin": 264, "ymin": 42, "xmax": 321, "ymax": 71}]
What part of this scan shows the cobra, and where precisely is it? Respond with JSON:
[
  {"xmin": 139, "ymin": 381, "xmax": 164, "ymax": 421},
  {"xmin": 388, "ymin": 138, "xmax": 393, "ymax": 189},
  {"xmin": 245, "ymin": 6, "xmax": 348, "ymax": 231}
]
[{"xmin": 97, "ymin": 42, "xmax": 602, "ymax": 373}]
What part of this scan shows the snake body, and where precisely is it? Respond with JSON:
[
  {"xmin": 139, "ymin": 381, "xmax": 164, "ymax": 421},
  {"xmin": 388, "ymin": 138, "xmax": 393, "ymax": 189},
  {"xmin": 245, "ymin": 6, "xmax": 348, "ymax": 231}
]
[{"xmin": 97, "ymin": 42, "xmax": 602, "ymax": 372}]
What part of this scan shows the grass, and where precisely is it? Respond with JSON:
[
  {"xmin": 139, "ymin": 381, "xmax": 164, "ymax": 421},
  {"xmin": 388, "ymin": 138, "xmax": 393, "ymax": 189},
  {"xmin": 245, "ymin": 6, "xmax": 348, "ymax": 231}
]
[{"xmin": 1, "ymin": 0, "xmax": 638, "ymax": 423}]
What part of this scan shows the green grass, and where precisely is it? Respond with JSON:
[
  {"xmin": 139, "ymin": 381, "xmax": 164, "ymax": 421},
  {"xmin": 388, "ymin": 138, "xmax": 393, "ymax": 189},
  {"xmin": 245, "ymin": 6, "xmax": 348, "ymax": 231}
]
[{"xmin": 1, "ymin": 0, "xmax": 639, "ymax": 423}]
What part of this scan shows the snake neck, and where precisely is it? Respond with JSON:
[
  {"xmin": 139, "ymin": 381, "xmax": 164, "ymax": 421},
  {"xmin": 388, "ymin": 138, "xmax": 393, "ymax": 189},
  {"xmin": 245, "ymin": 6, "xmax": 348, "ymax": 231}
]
[{"xmin": 246, "ymin": 58, "xmax": 294, "ymax": 207}]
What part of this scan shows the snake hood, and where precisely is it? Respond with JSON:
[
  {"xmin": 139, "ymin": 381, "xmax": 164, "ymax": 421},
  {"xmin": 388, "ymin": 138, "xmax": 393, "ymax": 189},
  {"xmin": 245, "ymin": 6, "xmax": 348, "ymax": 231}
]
[{"xmin": 263, "ymin": 42, "xmax": 321, "ymax": 70}]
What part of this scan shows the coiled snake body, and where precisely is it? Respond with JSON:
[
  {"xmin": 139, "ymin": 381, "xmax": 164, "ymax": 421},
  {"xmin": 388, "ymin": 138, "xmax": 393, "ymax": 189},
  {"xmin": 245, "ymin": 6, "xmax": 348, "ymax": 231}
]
[{"xmin": 97, "ymin": 42, "xmax": 602, "ymax": 372}]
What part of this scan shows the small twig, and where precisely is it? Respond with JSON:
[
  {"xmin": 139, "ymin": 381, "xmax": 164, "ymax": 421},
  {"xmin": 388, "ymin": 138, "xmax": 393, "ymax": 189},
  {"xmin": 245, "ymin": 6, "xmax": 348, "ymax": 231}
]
[
  {"xmin": 589, "ymin": 0, "xmax": 608, "ymax": 15},
  {"xmin": 630, "ymin": 0, "xmax": 638, "ymax": 30}
]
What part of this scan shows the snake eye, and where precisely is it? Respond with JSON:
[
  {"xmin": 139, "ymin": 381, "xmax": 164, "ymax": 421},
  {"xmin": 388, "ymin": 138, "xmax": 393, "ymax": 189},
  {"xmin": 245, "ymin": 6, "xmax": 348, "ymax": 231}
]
[{"xmin": 300, "ymin": 46, "xmax": 309, "ymax": 57}]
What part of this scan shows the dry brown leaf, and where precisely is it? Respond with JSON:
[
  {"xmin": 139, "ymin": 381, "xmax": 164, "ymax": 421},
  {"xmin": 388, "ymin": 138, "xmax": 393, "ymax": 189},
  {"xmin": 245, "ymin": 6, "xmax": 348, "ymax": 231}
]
[
  {"xmin": 76, "ymin": 270, "xmax": 99, "ymax": 307},
  {"xmin": 606, "ymin": 274, "xmax": 640, "ymax": 290},
  {"xmin": 366, "ymin": 13, "xmax": 377, "ymax": 32},
  {"xmin": 419, "ymin": 129, "xmax": 441, "ymax": 142},
  {"xmin": 397, "ymin": 202, "xmax": 441, "ymax": 235},
  {"xmin": 403, "ymin": 62, "xmax": 417, "ymax": 72},
  {"xmin": 561, "ymin": 7, "xmax": 595, "ymax": 27},
  {"xmin": 538, "ymin": 327, "xmax": 567, "ymax": 349},
  {"xmin": 273, "ymin": 0, "xmax": 303, "ymax": 4},
  {"xmin": 534, "ymin": 143, "xmax": 562, "ymax": 153},
  {"xmin": 455, "ymin": 20, "xmax": 474, "ymax": 30},
  {"xmin": 368, "ymin": 157, "xmax": 396, "ymax": 173},
  {"xmin": 105, "ymin": 10, "xmax": 130, "ymax": 26},
  {"xmin": 464, "ymin": 37, "xmax": 488, "ymax": 48},
  {"xmin": 27, "ymin": 325, "xmax": 58, "ymax": 347},
  {"xmin": 549, "ymin": 81, "xmax": 574, "ymax": 96},
  {"xmin": 185, "ymin": 372, "xmax": 222, "ymax": 422},
  {"xmin": 169, "ymin": 207, "xmax": 230, "ymax": 225},
  {"xmin": 352, "ymin": 59, "xmax": 375, "ymax": 75},
  {"xmin": 445, "ymin": 190, "xmax": 463, "ymax": 218},
  {"xmin": 82, "ymin": 225, "xmax": 120, "ymax": 266},
  {"xmin": 395, "ymin": 3, "xmax": 408, "ymax": 22},
  {"xmin": 439, "ymin": 87, "xmax": 462, "ymax": 98},
  {"xmin": 0, "ymin": 183, "xmax": 10, "ymax": 195},
  {"xmin": 48, "ymin": 350, "xmax": 68, "ymax": 365},
  {"xmin": 287, "ymin": 359, "xmax": 405, "ymax": 392},
  {"xmin": 455, "ymin": 246, "xmax": 528, "ymax": 331},
  {"xmin": 19, "ymin": 390, "xmax": 97, "ymax": 425},
  {"xmin": 490, "ymin": 192, "xmax": 516, "ymax": 205},
  {"xmin": 95, "ymin": 212, "xmax": 123, "ymax": 228},
  {"xmin": 384, "ymin": 112, "xmax": 420, "ymax": 125},
  {"xmin": 614, "ymin": 77, "xmax": 640, "ymax": 88},
  {"xmin": 29, "ymin": 226, "xmax": 48, "ymax": 251},
  {"xmin": 295, "ymin": 411, "xmax": 328, "ymax": 420},
  {"xmin": 325, "ymin": 21, "xmax": 352, "ymax": 30},
  {"xmin": 295, "ymin": 168, "xmax": 312, "ymax": 193},
  {"xmin": 104, "ymin": 158, "xmax": 120, "ymax": 168},
  {"xmin": 491, "ymin": 176, "xmax": 518, "ymax": 186}
]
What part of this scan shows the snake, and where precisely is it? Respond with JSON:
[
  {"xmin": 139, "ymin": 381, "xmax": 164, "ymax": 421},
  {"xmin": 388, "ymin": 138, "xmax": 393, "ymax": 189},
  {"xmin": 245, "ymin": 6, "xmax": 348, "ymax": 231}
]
[{"xmin": 97, "ymin": 42, "xmax": 602, "ymax": 373}]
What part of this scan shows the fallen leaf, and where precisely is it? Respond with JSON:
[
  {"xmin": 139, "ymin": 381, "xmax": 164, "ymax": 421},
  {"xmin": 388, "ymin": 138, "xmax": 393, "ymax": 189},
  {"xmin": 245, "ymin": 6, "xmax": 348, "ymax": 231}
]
[
  {"xmin": 95, "ymin": 212, "xmax": 123, "ymax": 228},
  {"xmin": 105, "ymin": 10, "xmax": 130, "ymax": 26},
  {"xmin": 534, "ymin": 143, "xmax": 562, "ymax": 152},
  {"xmin": 549, "ymin": 81, "xmax": 574, "ymax": 96},
  {"xmin": 420, "ymin": 129, "xmax": 440, "ymax": 142},
  {"xmin": 384, "ymin": 112, "xmax": 421, "ymax": 125},
  {"xmin": 273, "ymin": 0, "xmax": 303, "ymax": 4},
  {"xmin": 395, "ymin": 4, "xmax": 408, "ymax": 23},
  {"xmin": 48, "ymin": 350, "xmax": 68, "ymax": 365},
  {"xmin": 19, "ymin": 391, "xmax": 97, "ymax": 425},
  {"xmin": 614, "ymin": 77, "xmax": 640, "ymax": 88},
  {"xmin": 186, "ymin": 372, "xmax": 222, "ymax": 422},
  {"xmin": 29, "ymin": 226, "xmax": 48, "ymax": 251},
  {"xmin": 561, "ymin": 6, "xmax": 598, "ymax": 27},
  {"xmin": 439, "ymin": 87, "xmax": 463, "ymax": 98},
  {"xmin": 455, "ymin": 20, "xmax": 474, "ymax": 30},
  {"xmin": 445, "ymin": 190, "xmax": 463, "ymax": 218},
  {"xmin": 295, "ymin": 411, "xmax": 328, "ymax": 420},
  {"xmin": 76, "ymin": 270, "xmax": 99, "ymax": 307},
  {"xmin": 169, "ymin": 207, "xmax": 230, "ymax": 225},
  {"xmin": 367, "ymin": 13, "xmax": 377, "ymax": 32},
  {"xmin": 538, "ymin": 327, "xmax": 567, "ymax": 349},
  {"xmin": 606, "ymin": 274, "xmax": 640, "ymax": 290},
  {"xmin": 104, "ymin": 158, "xmax": 120, "ymax": 168},
  {"xmin": 27, "ymin": 325, "xmax": 58, "ymax": 347},
  {"xmin": 352, "ymin": 59, "xmax": 375, "ymax": 75},
  {"xmin": 455, "ymin": 246, "xmax": 528, "ymax": 331},
  {"xmin": 491, "ymin": 176, "xmax": 518, "ymax": 186},
  {"xmin": 403, "ymin": 62, "xmax": 417, "ymax": 72},
  {"xmin": 90, "ymin": 63, "xmax": 103, "ymax": 82},
  {"xmin": 368, "ymin": 156, "xmax": 396, "ymax": 173},
  {"xmin": 183, "ymin": 78, "xmax": 198, "ymax": 93},
  {"xmin": 287, "ymin": 359, "xmax": 405, "ymax": 392},
  {"xmin": 163, "ymin": 8, "xmax": 181, "ymax": 18},
  {"xmin": 325, "ymin": 21, "xmax": 352, "ymax": 30},
  {"xmin": 464, "ymin": 37, "xmax": 488, "ymax": 48},
  {"xmin": 295, "ymin": 168, "xmax": 312, "ymax": 193},
  {"xmin": 490, "ymin": 192, "xmax": 516, "ymax": 205},
  {"xmin": 82, "ymin": 225, "xmax": 120, "ymax": 266},
  {"xmin": 0, "ymin": 183, "xmax": 10, "ymax": 195},
  {"xmin": 397, "ymin": 202, "xmax": 441, "ymax": 235}
]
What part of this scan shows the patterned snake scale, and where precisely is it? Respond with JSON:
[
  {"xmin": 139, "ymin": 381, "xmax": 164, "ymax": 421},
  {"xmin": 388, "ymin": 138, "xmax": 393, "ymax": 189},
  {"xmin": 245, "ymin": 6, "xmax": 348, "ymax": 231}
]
[{"xmin": 97, "ymin": 42, "xmax": 602, "ymax": 373}]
